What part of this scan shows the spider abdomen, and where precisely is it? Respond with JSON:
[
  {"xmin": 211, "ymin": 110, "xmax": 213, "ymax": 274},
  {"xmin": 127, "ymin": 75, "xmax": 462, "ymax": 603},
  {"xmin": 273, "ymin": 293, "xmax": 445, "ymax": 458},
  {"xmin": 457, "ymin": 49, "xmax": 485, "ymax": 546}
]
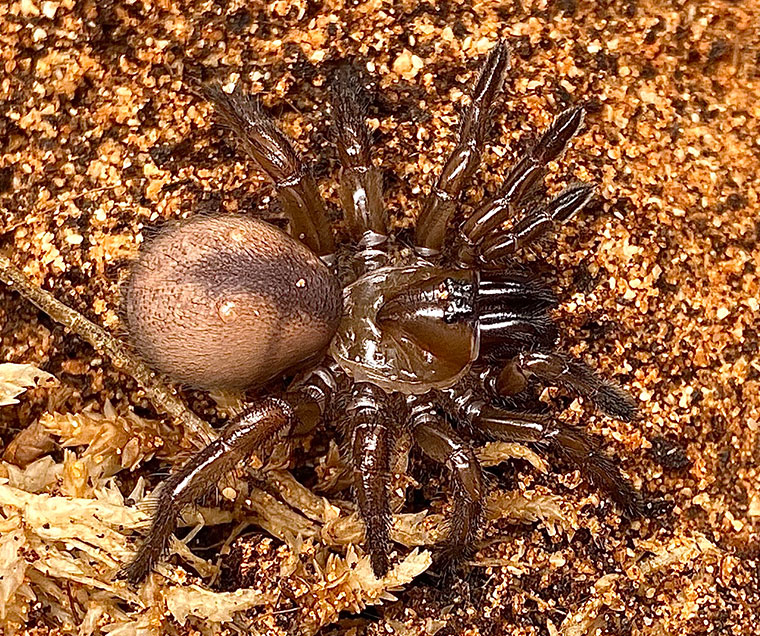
[{"xmin": 124, "ymin": 215, "xmax": 341, "ymax": 392}]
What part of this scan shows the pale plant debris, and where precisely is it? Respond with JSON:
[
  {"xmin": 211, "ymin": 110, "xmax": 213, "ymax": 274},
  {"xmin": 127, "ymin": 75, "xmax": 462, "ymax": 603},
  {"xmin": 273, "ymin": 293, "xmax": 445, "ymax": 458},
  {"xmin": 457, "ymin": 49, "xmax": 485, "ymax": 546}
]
[
  {"xmin": 486, "ymin": 490, "xmax": 576, "ymax": 533},
  {"xmin": 0, "ymin": 362, "xmax": 55, "ymax": 407},
  {"xmin": 2, "ymin": 417, "xmax": 55, "ymax": 467},
  {"xmin": 477, "ymin": 440, "xmax": 549, "ymax": 473},
  {"xmin": 0, "ymin": 438, "xmax": 435, "ymax": 636},
  {"xmin": 0, "ymin": 254, "xmax": 215, "ymax": 446},
  {"xmin": 0, "ymin": 372, "xmax": 601, "ymax": 635},
  {"xmin": 264, "ymin": 468, "xmax": 343, "ymax": 524},
  {"xmin": 633, "ymin": 531, "xmax": 721, "ymax": 577},
  {"xmin": 164, "ymin": 585, "xmax": 276, "ymax": 624},
  {"xmin": 283, "ymin": 545, "xmax": 433, "ymax": 632},
  {"xmin": 322, "ymin": 509, "xmax": 444, "ymax": 549},
  {"xmin": 0, "ymin": 383, "xmax": 438, "ymax": 635},
  {"xmin": 384, "ymin": 617, "xmax": 448, "ymax": 636},
  {"xmin": 39, "ymin": 400, "xmax": 183, "ymax": 477},
  {"xmin": 0, "ymin": 461, "xmax": 143, "ymax": 633}
]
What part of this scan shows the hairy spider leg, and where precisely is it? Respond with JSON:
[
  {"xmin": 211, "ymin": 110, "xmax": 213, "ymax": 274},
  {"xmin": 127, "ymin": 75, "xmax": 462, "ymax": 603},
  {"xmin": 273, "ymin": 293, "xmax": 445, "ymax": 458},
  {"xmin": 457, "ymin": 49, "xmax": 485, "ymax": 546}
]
[
  {"xmin": 409, "ymin": 398, "xmax": 485, "ymax": 567},
  {"xmin": 206, "ymin": 87, "xmax": 335, "ymax": 259},
  {"xmin": 290, "ymin": 361, "xmax": 342, "ymax": 431},
  {"xmin": 414, "ymin": 40, "xmax": 510, "ymax": 255},
  {"xmin": 478, "ymin": 183, "xmax": 595, "ymax": 263},
  {"xmin": 331, "ymin": 68, "xmax": 387, "ymax": 244},
  {"xmin": 471, "ymin": 405, "xmax": 643, "ymax": 515},
  {"xmin": 498, "ymin": 351, "xmax": 639, "ymax": 421},
  {"xmin": 459, "ymin": 104, "xmax": 587, "ymax": 255},
  {"xmin": 345, "ymin": 383, "xmax": 394, "ymax": 577},
  {"xmin": 119, "ymin": 397, "xmax": 294, "ymax": 584},
  {"xmin": 439, "ymin": 382, "xmax": 643, "ymax": 516}
]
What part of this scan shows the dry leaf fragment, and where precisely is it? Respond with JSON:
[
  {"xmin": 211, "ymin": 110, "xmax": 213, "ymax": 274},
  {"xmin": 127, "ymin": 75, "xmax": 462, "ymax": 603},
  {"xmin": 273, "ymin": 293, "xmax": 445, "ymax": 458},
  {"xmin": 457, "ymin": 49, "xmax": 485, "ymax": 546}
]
[
  {"xmin": 633, "ymin": 532, "xmax": 721, "ymax": 577},
  {"xmin": 3, "ymin": 418, "xmax": 55, "ymax": 467},
  {"xmin": 40, "ymin": 401, "xmax": 178, "ymax": 478},
  {"xmin": 486, "ymin": 490, "xmax": 576, "ymax": 533},
  {"xmin": 0, "ymin": 524, "xmax": 27, "ymax": 621},
  {"xmin": 165, "ymin": 585, "xmax": 276, "ymax": 624},
  {"xmin": 477, "ymin": 441, "xmax": 548, "ymax": 473},
  {"xmin": 0, "ymin": 362, "xmax": 55, "ymax": 406}
]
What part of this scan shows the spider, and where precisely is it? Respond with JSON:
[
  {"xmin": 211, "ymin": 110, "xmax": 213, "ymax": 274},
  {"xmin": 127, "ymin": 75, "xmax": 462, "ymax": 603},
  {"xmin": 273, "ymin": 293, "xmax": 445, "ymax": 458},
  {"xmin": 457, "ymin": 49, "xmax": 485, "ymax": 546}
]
[{"xmin": 119, "ymin": 41, "xmax": 644, "ymax": 584}]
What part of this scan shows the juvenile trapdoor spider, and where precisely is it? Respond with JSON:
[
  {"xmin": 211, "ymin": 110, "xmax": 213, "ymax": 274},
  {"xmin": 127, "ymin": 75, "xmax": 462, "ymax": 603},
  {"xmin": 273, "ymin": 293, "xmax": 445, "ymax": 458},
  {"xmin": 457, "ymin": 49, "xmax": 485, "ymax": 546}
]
[{"xmin": 119, "ymin": 41, "xmax": 644, "ymax": 583}]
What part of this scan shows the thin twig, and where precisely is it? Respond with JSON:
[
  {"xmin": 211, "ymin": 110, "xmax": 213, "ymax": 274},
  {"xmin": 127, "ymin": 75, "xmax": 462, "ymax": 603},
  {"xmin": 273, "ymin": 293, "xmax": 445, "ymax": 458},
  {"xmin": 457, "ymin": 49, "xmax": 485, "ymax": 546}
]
[
  {"xmin": 38, "ymin": 184, "xmax": 122, "ymax": 214},
  {"xmin": 0, "ymin": 253, "xmax": 216, "ymax": 447}
]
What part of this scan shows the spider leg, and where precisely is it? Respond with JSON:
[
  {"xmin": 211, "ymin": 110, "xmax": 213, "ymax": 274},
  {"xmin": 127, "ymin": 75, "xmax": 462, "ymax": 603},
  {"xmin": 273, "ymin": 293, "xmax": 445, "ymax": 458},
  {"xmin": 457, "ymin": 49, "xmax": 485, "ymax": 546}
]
[
  {"xmin": 414, "ymin": 40, "xmax": 510, "ymax": 255},
  {"xmin": 478, "ymin": 183, "xmax": 595, "ymax": 263},
  {"xmin": 471, "ymin": 404, "xmax": 642, "ymax": 515},
  {"xmin": 345, "ymin": 383, "xmax": 394, "ymax": 578},
  {"xmin": 409, "ymin": 399, "xmax": 485, "ymax": 566},
  {"xmin": 499, "ymin": 351, "xmax": 638, "ymax": 421},
  {"xmin": 290, "ymin": 360, "xmax": 342, "ymax": 431},
  {"xmin": 119, "ymin": 397, "xmax": 294, "ymax": 584},
  {"xmin": 460, "ymin": 104, "xmax": 587, "ymax": 251},
  {"xmin": 330, "ymin": 68, "xmax": 387, "ymax": 244},
  {"xmin": 437, "ymin": 385, "xmax": 643, "ymax": 515},
  {"xmin": 205, "ymin": 87, "xmax": 335, "ymax": 260}
]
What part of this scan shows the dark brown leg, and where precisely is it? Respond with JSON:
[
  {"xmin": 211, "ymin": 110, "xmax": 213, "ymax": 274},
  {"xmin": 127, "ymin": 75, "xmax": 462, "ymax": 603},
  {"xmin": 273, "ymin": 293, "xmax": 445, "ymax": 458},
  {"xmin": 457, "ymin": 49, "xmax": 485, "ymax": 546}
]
[
  {"xmin": 119, "ymin": 398, "xmax": 294, "ymax": 584},
  {"xmin": 345, "ymin": 384, "xmax": 393, "ymax": 578},
  {"xmin": 478, "ymin": 183, "xmax": 595, "ymax": 262},
  {"xmin": 331, "ymin": 69, "xmax": 387, "ymax": 244},
  {"xmin": 414, "ymin": 41, "xmax": 509, "ymax": 255},
  {"xmin": 410, "ymin": 400, "xmax": 485, "ymax": 565},
  {"xmin": 289, "ymin": 361, "xmax": 342, "ymax": 432},
  {"xmin": 472, "ymin": 404, "xmax": 642, "ymax": 515},
  {"xmin": 502, "ymin": 351, "xmax": 638, "ymax": 421},
  {"xmin": 459, "ymin": 105, "xmax": 586, "ymax": 251},
  {"xmin": 206, "ymin": 88, "xmax": 335, "ymax": 259}
]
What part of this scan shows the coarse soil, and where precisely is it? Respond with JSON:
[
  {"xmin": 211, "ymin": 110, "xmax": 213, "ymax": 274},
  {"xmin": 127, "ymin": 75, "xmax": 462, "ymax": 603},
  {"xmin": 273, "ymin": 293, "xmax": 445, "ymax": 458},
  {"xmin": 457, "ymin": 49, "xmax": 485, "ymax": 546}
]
[{"xmin": 1, "ymin": 0, "xmax": 759, "ymax": 635}]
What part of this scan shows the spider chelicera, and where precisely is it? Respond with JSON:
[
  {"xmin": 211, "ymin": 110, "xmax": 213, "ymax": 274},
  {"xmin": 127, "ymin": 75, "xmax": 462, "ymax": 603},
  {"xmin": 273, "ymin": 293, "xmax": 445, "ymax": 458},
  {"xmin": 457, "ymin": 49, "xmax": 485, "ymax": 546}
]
[{"xmin": 119, "ymin": 41, "xmax": 644, "ymax": 584}]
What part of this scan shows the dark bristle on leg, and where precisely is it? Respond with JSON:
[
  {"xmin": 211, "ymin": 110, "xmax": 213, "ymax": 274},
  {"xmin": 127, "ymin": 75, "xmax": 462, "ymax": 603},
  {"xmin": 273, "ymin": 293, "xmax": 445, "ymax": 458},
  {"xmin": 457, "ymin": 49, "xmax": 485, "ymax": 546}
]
[
  {"xmin": 330, "ymin": 68, "xmax": 387, "ymax": 241},
  {"xmin": 415, "ymin": 40, "xmax": 509, "ymax": 254},
  {"xmin": 118, "ymin": 398, "xmax": 294, "ymax": 584},
  {"xmin": 547, "ymin": 426, "xmax": 645, "ymax": 517},
  {"xmin": 471, "ymin": 404, "xmax": 643, "ymax": 516},
  {"xmin": 346, "ymin": 384, "xmax": 394, "ymax": 578},
  {"xmin": 411, "ymin": 402, "xmax": 485, "ymax": 568},
  {"xmin": 516, "ymin": 351, "xmax": 639, "ymax": 421},
  {"xmin": 205, "ymin": 86, "xmax": 335, "ymax": 257}
]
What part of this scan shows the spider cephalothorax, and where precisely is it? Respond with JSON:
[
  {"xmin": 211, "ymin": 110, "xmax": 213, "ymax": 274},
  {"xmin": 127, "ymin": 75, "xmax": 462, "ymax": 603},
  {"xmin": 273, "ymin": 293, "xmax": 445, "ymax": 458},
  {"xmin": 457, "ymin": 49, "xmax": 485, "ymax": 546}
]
[{"xmin": 120, "ymin": 41, "xmax": 643, "ymax": 583}]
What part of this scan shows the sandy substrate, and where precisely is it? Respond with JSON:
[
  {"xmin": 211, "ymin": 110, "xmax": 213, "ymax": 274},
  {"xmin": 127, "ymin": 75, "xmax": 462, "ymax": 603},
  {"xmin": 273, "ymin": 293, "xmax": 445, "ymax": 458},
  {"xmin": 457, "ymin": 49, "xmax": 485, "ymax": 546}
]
[{"xmin": 1, "ymin": 0, "xmax": 759, "ymax": 634}]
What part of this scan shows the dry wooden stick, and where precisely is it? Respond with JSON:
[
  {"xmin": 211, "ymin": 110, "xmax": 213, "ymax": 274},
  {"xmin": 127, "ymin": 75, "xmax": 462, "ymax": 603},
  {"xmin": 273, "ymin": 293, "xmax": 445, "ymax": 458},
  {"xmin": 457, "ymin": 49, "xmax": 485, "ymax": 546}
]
[{"xmin": 0, "ymin": 253, "xmax": 216, "ymax": 447}]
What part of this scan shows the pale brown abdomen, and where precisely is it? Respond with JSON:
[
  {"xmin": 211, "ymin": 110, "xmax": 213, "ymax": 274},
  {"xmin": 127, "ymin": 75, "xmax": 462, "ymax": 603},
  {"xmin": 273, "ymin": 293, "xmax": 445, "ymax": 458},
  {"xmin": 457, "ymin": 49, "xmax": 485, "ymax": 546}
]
[{"xmin": 124, "ymin": 215, "xmax": 341, "ymax": 392}]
